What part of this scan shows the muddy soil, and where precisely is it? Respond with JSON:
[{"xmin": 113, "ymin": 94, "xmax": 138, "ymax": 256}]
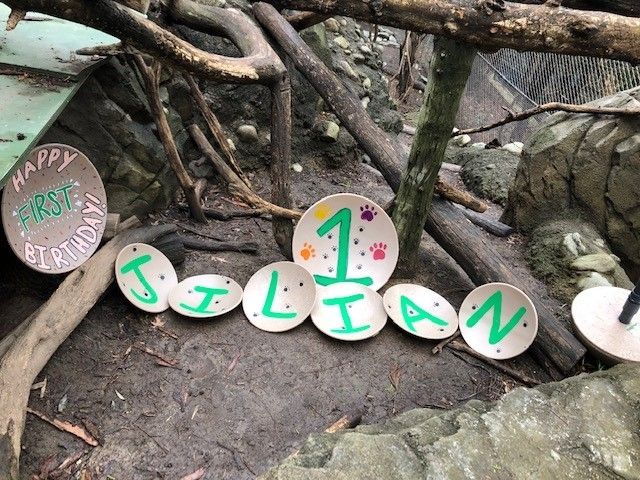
[
  {"xmin": 1, "ymin": 27, "xmax": 573, "ymax": 480},
  {"xmin": 2, "ymin": 154, "xmax": 566, "ymax": 479}
]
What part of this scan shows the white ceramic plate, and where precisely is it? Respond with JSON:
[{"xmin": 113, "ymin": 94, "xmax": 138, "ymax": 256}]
[
  {"xmin": 311, "ymin": 282, "xmax": 387, "ymax": 341},
  {"xmin": 292, "ymin": 193, "xmax": 399, "ymax": 291},
  {"xmin": 243, "ymin": 261, "xmax": 317, "ymax": 332},
  {"xmin": 383, "ymin": 284, "xmax": 458, "ymax": 339},
  {"xmin": 458, "ymin": 283, "xmax": 538, "ymax": 360},
  {"xmin": 572, "ymin": 286, "xmax": 640, "ymax": 363},
  {"xmin": 1, "ymin": 143, "xmax": 107, "ymax": 273},
  {"xmin": 169, "ymin": 274, "xmax": 243, "ymax": 318},
  {"xmin": 115, "ymin": 243, "xmax": 178, "ymax": 313}
]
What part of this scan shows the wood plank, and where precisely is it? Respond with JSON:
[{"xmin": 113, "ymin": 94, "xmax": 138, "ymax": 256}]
[
  {"xmin": 0, "ymin": 3, "xmax": 117, "ymax": 78},
  {"xmin": 0, "ymin": 73, "xmax": 87, "ymax": 188}
]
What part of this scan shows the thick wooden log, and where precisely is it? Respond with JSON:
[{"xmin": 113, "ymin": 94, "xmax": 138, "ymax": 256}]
[
  {"xmin": 253, "ymin": 3, "xmax": 475, "ymax": 208},
  {"xmin": 460, "ymin": 208, "xmax": 514, "ymax": 237},
  {"xmin": 516, "ymin": 0, "xmax": 639, "ymax": 18},
  {"xmin": 4, "ymin": 0, "xmax": 285, "ymax": 84},
  {"xmin": 0, "ymin": 225, "xmax": 182, "ymax": 480},
  {"xmin": 257, "ymin": 0, "xmax": 640, "ymax": 64},
  {"xmin": 117, "ymin": 0, "xmax": 150, "ymax": 13},
  {"xmin": 254, "ymin": 3, "xmax": 586, "ymax": 373},
  {"xmin": 393, "ymin": 38, "xmax": 476, "ymax": 272},
  {"xmin": 269, "ymin": 74, "xmax": 295, "ymax": 259},
  {"xmin": 181, "ymin": 235, "xmax": 259, "ymax": 253},
  {"xmin": 284, "ymin": 10, "xmax": 330, "ymax": 30}
]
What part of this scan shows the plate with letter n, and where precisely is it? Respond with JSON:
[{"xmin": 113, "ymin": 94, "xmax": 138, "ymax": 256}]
[{"xmin": 459, "ymin": 283, "xmax": 538, "ymax": 360}]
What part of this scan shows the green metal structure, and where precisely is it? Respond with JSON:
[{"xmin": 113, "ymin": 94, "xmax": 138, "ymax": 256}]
[{"xmin": 0, "ymin": 3, "xmax": 117, "ymax": 188}]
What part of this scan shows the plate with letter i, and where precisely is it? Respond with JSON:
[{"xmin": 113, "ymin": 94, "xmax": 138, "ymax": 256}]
[
  {"xmin": 243, "ymin": 261, "xmax": 317, "ymax": 332},
  {"xmin": 169, "ymin": 274, "xmax": 243, "ymax": 318},
  {"xmin": 311, "ymin": 282, "xmax": 387, "ymax": 341}
]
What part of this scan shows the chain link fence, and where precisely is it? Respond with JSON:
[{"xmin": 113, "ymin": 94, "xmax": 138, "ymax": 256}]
[{"xmin": 456, "ymin": 49, "xmax": 640, "ymax": 144}]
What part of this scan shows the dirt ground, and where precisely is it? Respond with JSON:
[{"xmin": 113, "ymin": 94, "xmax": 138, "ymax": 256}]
[
  {"xmin": 0, "ymin": 153, "xmax": 568, "ymax": 479},
  {"xmin": 0, "ymin": 26, "xmax": 576, "ymax": 480}
]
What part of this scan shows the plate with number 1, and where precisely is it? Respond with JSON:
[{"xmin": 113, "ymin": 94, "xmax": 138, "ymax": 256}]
[{"xmin": 292, "ymin": 193, "xmax": 399, "ymax": 291}]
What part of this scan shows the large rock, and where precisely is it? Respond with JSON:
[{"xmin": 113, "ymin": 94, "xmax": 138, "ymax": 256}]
[
  {"xmin": 503, "ymin": 88, "xmax": 640, "ymax": 273},
  {"xmin": 263, "ymin": 364, "xmax": 640, "ymax": 479},
  {"xmin": 527, "ymin": 219, "xmax": 632, "ymax": 303},
  {"xmin": 446, "ymin": 146, "xmax": 520, "ymax": 206},
  {"xmin": 39, "ymin": 57, "xmax": 201, "ymax": 219}
]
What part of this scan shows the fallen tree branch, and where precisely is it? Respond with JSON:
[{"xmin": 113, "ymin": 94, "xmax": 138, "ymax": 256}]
[
  {"xmin": 183, "ymin": 74, "xmax": 252, "ymax": 188},
  {"xmin": 455, "ymin": 101, "xmax": 640, "ymax": 136},
  {"xmin": 178, "ymin": 204, "xmax": 269, "ymax": 221},
  {"xmin": 447, "ymin": 340, "xmax": 542, "ymax": 387},
  {"xmin": 284, "ymin": 10, "xmax": 330, "ymax": 30},
  {"xmin": 254, "ymin": 4, "xmax": 486, "ymax": 212},
  {"xmin": 26, "ymin": 408, "xmax": 99, "ymax": 447},
  {"xmin": 4, "ymin": 0, "xmax": 286, "ymax": 84},
  {"xmin": 460, "ymin": 208, "xmax": 514, "ymax": 237},
  {"xmin": 134, "ymin": 55, "xmax": 207, "ymax": 223},
  {"xmin": 180, "ymin": 234, "xmax": 260, "ymax": 254},
  {"xmin": 254, "ymin": 3, "xmax": 586, "ymax": 375},
  {"xmin": 435, "ymin": 178, "xmax": 487, "ymax": 213},
  {"xmin": 0, "ymin": 225, "xmax": 181, "ymax": 480},
  {"xmin": 188, "ymin": 124, "xmax": 302, "ymax": 220},
  {"xmin": 255, "ymin": 0, "xmax": 640, "ymax": 64},
  {"xmin": 5, "ymin": 8, "xmax": 26, "ymax": 31}
]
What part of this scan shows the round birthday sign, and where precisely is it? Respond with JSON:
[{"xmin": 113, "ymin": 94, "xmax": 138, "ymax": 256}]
[
  {"xmin": 115, "ymin": 243, "xmax": 178, "ymax": 313},
  {"xmin": 292, "ymin": 193, "xmax": 399, "ymax": 292},
  {"xmin": 572, "ymin": 286, "xmax": 640, "ymax": 364},
  {"xmin": 458, "ymin": 283, "xmax": 538, "ymax": 360},
  {"xmin": 169, "ymin": 274, "xmax": 243, "ymax": 319},
  {"xmin": 383, "ymin": 284, "xmax": 458, "ymax": 339},
  {"xmin": 311, "ymin": 282, "xmax": 387, "ymax": 341},
  {"xmin": 243, "ymin": 261, "xmax": 317, "ymax": 332},
  {"xmin": 1, "ymin": 144, "xmax": 107, "ymax": 273}
]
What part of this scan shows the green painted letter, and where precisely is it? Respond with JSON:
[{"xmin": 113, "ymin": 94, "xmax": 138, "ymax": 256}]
[
  {"xmin": 262, "ymin": 270, "xmax": 297, "ymax": 319},
  {"xmin": 180, "ymin": 286, "xmax": 229, "ymax": 314},
  {"xmin": 120, "ymin": 254, "xmax": 158, "ymax": 304},
  {"xmin": 323, "ymin": 293, "xmax": 370, "ymax": 334},
  {"xmin": 400, "ymin": 295, "xmax": 448, "ymax": 332},
  {"xmin": 466, "ymin": 290, "xmax": 526, "ymax": 345}
]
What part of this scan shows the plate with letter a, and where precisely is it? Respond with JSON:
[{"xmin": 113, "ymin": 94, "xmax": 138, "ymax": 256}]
[
  {"xmin": 292, "ymin": 193, "xmax": 399, "ymax": 292},
  {"xmin": 169, "ymin": 274, "xmax": 243, "ymax": 318},
  {"xmin": 458, "ymin": 283, "xmax": 538, "ymax": 360},
  {"xmin": 243, "ymin": 261, "xmax": 317, "ymax": 332},
  {"xmin": 383, "ymin": 284, "xmax": 458, "ymax": 339},
  {"xmin": 115, "ymin": 243, "xmax": 178, "ymax": 313},
  {"xmin": 311, "ymin": 282, "xmax": 387, "ymax": 341}
]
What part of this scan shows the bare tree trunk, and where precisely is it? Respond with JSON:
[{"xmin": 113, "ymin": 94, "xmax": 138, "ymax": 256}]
[
  {"xmin": 0, "ymin": 226, "xmax": 181, "ymax": 480},
  {"xmin": 270, "ymin": 73, "xmax": 295, "ymax": 259},
  {"xmin": 393, "ymin": 38, "xmax": 476, "ymax": 274},
  {"xmin": 134, "ymin": 56, "xmax": 207, "ymax": 223},
  {"xmin": 254, "ymin": 0, "xmax": 640, "ymax": 64}
]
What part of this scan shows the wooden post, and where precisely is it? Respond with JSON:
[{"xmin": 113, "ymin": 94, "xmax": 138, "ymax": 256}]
[
  {"xmin": 270, "ymin": 73, "xmax": 295, "ymax": 259},
  {"xmin": 392, "ymin": 38, "xmax": 476, "ymax": 273}
]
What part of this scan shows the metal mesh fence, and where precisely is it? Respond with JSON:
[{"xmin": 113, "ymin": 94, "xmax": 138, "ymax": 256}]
[{"xmin": 455, "ymin": 49, "xmax": 640, "ymax": 144}]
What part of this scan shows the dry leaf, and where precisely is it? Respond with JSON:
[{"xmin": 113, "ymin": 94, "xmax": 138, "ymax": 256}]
[
  {"xmin": 389, "ymin": 364, "xmax": 403, "ymax": 392},
  {"xmin": 180, "ymin": 468, "xmax": 206, "ymax": 480},
  {"xmin": 115, "ymin": 390, "xmax": 125, "ymax": 401},
  {"xmin": 27, "ymin": 408, "xmax": 99, "ymax": 446}
]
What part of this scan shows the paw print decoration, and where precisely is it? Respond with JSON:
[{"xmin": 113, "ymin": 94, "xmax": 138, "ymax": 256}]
[{"xmin": 291, "ymin": 193, "xmax": 399, "ymax": 291}]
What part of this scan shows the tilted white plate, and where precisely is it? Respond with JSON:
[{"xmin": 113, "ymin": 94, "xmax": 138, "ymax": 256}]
[
  {"xmin": 115, "ymin": 243, "xmax": 178, "ymax": 313},
  {"xmin": 458, "ymin": 283, "xmax": 538, "ymax": 360},
  {"xmin": 243, "ymin": 261, "xmax": 317, "ymax": 332},
  {"xmin": 169, "ymin": 274, "xmax": 243, "ymax": 318},
  {"xmin": 383, "ymin": 284, "xmax": 458, "ymax": 339},
  {"xmin": 292, "ymin": 193, "xmax": 399, "ymax": 292}
]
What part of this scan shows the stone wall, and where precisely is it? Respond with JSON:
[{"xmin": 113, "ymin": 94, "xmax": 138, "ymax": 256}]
[{"xmin": 503, "ymin": 88, "xmax": 640, "ymax": 276}]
